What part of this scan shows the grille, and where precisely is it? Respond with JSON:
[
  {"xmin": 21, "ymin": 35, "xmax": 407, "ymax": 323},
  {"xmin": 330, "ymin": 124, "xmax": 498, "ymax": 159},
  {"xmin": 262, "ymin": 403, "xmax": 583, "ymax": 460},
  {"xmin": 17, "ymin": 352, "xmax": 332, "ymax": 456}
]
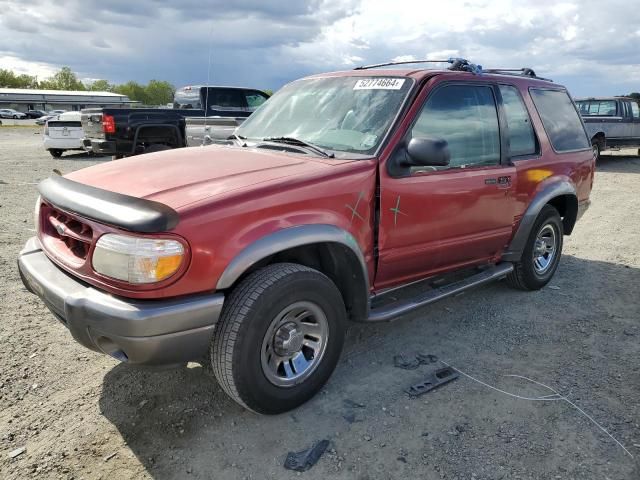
[{"xmin": 41, "ymin": 204, "xmax": 93, "ymax": 261}]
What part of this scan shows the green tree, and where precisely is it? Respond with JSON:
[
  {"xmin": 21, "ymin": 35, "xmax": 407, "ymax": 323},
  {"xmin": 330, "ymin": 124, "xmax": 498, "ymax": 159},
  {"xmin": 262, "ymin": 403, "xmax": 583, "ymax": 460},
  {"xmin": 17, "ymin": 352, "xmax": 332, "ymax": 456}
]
[
  {"xmin": 628, "ymin": 92, "xmax": 640, "ymax": 101},
  {"xmin": 113, "ymin": 81, "xmax": 149, "ymax": 104},
  {"xmin": 0, "ymin": 69, "xmax": 38, "ymax": 88},
  {"xmin": 86, "ymin": 79, "xmax": 114, "ymax": 92},
  {"xmin": 39, "ymin": 66, "xmax": 85, "ymax": 90},
  {"xmin": 144, "ymin": 80, "xmax": 175, "ymax": 105}
]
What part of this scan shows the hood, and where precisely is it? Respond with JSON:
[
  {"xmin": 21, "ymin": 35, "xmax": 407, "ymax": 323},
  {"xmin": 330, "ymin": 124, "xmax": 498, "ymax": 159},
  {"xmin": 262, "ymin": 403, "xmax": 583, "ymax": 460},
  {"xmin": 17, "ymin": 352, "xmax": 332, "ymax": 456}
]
[{"xmin": 66, "ymin": 145, "xmax": 342, "ymax": 209}]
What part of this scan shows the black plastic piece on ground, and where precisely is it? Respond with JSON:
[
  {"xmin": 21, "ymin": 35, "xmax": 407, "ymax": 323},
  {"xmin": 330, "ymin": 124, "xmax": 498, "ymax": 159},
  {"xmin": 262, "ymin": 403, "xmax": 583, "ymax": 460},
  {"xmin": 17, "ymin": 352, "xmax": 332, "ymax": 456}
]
[
  {"xmin": 405, "ymin": 367, "xmax": 459, "ymax": 397},
  {"xmin": 394, "ymin": 353, "xmax": 439, "ymax": 369},
  {"xmin": 284, "ymin": 439, "xmax": 330, "ymax": 472}
]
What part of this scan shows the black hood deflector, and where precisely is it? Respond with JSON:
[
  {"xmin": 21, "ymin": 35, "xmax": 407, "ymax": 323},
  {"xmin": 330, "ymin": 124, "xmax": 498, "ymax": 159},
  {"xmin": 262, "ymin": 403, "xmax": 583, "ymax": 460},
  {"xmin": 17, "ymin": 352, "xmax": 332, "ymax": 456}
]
[{"xmin": 38, "ymin": 175, "xmax": 179, "ymax": 233}]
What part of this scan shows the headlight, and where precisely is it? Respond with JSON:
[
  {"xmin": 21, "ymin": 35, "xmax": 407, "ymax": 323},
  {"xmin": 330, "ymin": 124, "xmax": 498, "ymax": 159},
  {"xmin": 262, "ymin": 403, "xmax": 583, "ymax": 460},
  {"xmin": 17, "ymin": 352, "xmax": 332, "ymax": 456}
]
[{"xmin": 92, "ymin": 234, "xmax": 185, "ymax": 284}]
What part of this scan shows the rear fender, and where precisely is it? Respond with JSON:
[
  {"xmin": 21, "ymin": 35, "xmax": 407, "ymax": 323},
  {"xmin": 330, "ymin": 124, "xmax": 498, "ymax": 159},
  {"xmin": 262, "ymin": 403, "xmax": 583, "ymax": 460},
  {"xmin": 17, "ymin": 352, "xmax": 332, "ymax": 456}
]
[{"xmin": 502, "ymin": 179, "xmax": 577, "ymax": 262}]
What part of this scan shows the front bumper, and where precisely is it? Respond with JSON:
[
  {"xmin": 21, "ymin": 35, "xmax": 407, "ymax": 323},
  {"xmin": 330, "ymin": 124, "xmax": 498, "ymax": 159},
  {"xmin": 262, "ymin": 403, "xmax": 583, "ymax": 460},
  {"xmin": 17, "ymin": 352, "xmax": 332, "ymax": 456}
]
[{"xmin": 18, "ymin": 237, "xmax": 224, "ymax": 365}]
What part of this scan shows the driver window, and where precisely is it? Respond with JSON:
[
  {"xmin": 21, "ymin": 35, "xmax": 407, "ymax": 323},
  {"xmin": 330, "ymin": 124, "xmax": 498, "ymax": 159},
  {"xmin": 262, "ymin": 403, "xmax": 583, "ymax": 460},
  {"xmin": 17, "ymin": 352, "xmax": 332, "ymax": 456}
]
[{"xmin": 411, "ymin": 84, "xmax": 500, "ymax": 168}]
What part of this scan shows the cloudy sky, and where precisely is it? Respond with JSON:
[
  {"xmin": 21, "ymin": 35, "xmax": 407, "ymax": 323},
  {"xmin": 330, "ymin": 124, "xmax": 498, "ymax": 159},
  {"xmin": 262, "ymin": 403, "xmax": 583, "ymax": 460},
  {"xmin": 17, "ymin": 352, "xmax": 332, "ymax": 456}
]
[{"xmin": 1, "ymin": 0, "xmax": 639, "ymax": 96}]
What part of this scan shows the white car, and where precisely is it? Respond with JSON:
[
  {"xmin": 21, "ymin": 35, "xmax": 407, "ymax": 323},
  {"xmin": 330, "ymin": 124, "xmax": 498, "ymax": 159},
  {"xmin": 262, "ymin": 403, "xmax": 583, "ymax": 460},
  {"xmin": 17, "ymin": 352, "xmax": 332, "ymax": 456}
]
[
  {"xmin": 43, "ymin": 112, "xmax": 86, "ymax": 158},
  {"xmin": 0, "ymin": 108, "xmax": 27, "ymax": 119}
]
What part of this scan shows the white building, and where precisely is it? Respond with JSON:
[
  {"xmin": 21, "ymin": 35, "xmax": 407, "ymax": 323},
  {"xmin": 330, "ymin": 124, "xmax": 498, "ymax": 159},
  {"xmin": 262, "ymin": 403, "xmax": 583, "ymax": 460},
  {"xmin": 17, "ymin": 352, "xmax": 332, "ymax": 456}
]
[{"xmin": 0, "ymin": 88, "xmax": 135, "ymax": 112}]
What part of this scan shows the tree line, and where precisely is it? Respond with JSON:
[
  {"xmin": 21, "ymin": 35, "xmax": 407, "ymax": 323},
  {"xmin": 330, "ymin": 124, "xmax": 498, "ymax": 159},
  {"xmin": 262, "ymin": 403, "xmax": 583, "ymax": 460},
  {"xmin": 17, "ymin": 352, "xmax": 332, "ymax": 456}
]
[{"xmin": 0, "ymin": 67, "xmax": 175, "ymax": 106}]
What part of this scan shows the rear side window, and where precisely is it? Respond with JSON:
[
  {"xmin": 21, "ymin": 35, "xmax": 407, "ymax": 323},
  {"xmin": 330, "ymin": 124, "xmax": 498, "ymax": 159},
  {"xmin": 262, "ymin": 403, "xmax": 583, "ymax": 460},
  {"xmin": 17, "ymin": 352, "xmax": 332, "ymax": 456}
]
[
  {"xmin": 498, "ymin": 85, "xmax": 537, "ymax": 157},
  {"xmin": 206, "ymin": 88, "xmax": 246, "ymax": 110},
  {"xmin": 412, "ymin": 84, "xmax": 500, "ymax": 168},
  {"xmin": 576, "ymin": 100, "xmax": 617, "ymax": 116},
  {"xmin": 530, "ymin": 89, "xmax": 589, "ymax": 152},
  {"xmin": 631, "ymin": 101, "xmax": 639, "ymax": 119}
]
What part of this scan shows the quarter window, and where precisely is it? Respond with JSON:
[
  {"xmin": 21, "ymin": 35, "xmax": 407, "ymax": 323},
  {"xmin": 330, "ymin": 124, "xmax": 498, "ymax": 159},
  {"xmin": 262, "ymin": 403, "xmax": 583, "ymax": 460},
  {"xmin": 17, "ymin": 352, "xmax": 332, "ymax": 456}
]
[
  {"xmin": 411, "ymin": 85, "xmax": 500, "ymax": 168},
  {"xmin": 499, "ymin": 85, "xmax": 537, "ymax": 157},
  {"xmin": 631, "ymin": 101, "xmax": 640, "ymax": 119},
  {"xmin": 530, "ymin": 89, "xmax": 589, "ymax": 152}
]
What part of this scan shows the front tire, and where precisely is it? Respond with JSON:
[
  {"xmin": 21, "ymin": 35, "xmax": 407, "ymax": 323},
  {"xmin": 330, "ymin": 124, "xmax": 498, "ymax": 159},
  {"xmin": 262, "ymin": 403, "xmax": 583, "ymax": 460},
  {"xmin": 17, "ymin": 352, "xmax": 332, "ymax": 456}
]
[
  {"xmin": 507, "ymin": 205, "xmax": 563, "ymax": 291},
  {"xmin": 210, "ymin": 263, "xmax": 347, "ymax": 414},
  {"xmin": 49, "ymin": 149, "xmax": 63, "ymax": 158}
]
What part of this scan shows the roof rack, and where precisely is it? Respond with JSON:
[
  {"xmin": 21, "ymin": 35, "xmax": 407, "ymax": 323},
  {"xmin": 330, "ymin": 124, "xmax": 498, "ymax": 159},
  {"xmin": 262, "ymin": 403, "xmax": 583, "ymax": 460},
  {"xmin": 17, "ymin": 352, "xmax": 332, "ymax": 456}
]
[
  {"xmin": 354, "ymin": 58, "xmax": 552, "ymax": 81},
  {"xmin": 482, "ymin": 68, "xmax": 553, "ymax": 82}
]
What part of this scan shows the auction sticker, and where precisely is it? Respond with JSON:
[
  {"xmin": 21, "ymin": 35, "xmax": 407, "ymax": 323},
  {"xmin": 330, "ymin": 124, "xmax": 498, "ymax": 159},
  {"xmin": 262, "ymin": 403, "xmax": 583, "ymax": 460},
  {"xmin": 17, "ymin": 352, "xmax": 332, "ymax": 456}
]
[{"xmin": 353, "ymin": 78, "xmax": 405, "ymax": 90}]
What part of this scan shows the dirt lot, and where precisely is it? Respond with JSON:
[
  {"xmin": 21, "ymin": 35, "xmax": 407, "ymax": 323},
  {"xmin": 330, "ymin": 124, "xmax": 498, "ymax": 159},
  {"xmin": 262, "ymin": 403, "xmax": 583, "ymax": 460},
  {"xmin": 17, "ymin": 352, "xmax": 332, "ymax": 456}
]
[{"xmin": 1, "ymin": 126, "xmax": 639, "ymax": 479}]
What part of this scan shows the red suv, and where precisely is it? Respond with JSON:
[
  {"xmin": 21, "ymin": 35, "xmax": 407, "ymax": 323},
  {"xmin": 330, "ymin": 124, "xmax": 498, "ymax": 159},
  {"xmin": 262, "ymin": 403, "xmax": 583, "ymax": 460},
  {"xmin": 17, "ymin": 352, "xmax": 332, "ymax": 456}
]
[{"xmin": 18, "ymin": 59, "xmax": 595, "ymax": 414}]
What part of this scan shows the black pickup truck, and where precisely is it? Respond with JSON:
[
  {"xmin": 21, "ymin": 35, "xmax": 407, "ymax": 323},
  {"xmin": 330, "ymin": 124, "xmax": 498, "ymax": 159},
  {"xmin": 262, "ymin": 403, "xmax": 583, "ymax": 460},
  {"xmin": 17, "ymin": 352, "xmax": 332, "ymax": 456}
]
[{"xmin": 81, "ymin": 86, "xmax": 270, "ymax": 158}]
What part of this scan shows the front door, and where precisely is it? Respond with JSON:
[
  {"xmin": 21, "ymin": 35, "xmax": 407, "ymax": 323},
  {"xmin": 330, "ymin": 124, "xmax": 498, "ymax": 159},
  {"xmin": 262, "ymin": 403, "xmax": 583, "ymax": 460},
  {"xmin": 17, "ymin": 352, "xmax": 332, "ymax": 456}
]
[{"xmin": 376, "ymin": 82, "xmax": 518, "ymax": 289}]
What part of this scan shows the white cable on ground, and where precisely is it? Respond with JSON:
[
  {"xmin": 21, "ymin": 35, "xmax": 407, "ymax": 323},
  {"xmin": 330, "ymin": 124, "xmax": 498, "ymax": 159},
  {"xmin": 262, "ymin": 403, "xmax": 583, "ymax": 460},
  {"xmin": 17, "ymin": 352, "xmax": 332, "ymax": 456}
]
[{"xmin": 441, "ymin": 360, "xmax": 634, "ymax": 459}]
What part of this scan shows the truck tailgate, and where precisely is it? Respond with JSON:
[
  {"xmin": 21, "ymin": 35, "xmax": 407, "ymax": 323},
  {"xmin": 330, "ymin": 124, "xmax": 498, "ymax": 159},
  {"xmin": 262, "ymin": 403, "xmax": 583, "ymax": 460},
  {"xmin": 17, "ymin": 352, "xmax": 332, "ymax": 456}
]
[{"xmin": 81, "ymin": 110, "xmax": 105, "ymax": 139}]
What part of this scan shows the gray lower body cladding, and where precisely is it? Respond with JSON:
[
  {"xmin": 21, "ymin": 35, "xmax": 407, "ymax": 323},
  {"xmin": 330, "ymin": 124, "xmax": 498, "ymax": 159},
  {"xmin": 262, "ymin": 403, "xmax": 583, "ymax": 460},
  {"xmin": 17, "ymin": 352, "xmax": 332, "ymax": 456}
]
[{"xmin": 18, "ymin": 237, "xmax": 223, "ymax": 365}]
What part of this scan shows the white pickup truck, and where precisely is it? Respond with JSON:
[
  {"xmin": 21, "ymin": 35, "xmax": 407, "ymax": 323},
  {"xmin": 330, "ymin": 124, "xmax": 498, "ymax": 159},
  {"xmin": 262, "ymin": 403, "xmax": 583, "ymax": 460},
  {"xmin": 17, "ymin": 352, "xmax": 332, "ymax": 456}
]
[{"xmin": 575, "ymin": 96, "xmax": 640, "ymax": 157}]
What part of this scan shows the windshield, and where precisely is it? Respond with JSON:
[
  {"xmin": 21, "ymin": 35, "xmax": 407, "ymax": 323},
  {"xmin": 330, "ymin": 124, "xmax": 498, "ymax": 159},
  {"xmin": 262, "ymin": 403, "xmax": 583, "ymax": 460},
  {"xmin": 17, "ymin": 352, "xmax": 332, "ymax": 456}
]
[{"xmin": 236, "ymin": 76, "xmax": 413, "ymax": 155}]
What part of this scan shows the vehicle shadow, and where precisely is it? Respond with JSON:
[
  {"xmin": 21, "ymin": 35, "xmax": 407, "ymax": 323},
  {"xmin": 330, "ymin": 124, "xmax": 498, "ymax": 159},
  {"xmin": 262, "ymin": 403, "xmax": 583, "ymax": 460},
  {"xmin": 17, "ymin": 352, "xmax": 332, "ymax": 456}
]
[
  {"xmin": 98, "ymin": 254, "xmax": 640, "ymax": 479},
  {"xmin": 58, "ymin": 152, "xmax": 111, "ymax": 161},
  {"xmin": 597, "ymin": 153, "xmax": 640, "ymax": 174}
]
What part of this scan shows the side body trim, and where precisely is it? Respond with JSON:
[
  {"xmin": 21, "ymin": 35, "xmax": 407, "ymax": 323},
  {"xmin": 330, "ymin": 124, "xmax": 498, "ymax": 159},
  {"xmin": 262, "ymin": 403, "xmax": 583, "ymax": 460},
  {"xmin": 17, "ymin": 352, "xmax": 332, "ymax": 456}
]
[
  {"xmin": 216, "ymin": 223, "xmax": 369, "ymax": 295},
  {"xmin": 38, "ymin": 175, "xmax": 179, "ymax": 233},
  {"xmin": 501, "ymin": 180, "xmax": 576, "ymax": 261}
]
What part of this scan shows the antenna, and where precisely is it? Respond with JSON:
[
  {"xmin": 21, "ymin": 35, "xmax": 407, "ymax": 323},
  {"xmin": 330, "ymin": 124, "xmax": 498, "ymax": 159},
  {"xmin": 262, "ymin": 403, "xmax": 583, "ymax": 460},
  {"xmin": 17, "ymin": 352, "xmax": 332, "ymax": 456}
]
[{"xmin": 201, "ymin": 22, "xmax": 216, "ymax": 146}]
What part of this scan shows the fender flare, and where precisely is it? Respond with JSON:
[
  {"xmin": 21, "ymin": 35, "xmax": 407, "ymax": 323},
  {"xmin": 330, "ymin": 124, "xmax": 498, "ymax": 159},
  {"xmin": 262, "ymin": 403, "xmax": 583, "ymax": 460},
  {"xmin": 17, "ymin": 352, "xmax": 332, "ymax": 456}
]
[
  {"xmin": 216, "ymin": 223, "xmax": 370, "ymax": 300},
  {"xmin": 501, "ymin": 180, "xmax": 577, "ymax": 262},
  {"xmin": 131, "ymin": 124, "xmax": 184, "ymax": 154}
]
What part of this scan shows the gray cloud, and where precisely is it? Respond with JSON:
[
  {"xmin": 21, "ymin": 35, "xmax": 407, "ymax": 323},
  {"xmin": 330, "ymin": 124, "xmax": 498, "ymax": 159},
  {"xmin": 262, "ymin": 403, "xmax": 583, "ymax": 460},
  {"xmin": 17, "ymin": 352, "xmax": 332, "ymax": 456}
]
[{"xmin": 0, "ymin": 0, "xmax": 638, "ymax": 96}]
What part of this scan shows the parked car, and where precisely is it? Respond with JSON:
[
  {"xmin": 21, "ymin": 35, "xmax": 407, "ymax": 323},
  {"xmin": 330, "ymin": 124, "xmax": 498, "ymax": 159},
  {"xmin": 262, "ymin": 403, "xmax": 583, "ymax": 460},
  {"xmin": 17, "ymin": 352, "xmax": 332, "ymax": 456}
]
[
  {"xmin": 43, "ymin": 111, "xmax": 86, "ymax": 158},
  {"xmin": 575, "ymin": 97, "xmax": 640, "ymax": 157},
  {"xmin": 18, "ymin": 60, "xmax": 594, "ymax": 414},
  {"xmin": 0, "ymin": 108, "xmax": 27, "ymax": 119},
  {"xmin": 36, "ymin": 114, "xmax": 59, "ymax": 126},
  {"xmin": 81, "ymin": 86, "xmax": 269, "ymax": 158},
  {"xmin": 26, "ymin": 109, "xmax": 48, "ymax": 119}
]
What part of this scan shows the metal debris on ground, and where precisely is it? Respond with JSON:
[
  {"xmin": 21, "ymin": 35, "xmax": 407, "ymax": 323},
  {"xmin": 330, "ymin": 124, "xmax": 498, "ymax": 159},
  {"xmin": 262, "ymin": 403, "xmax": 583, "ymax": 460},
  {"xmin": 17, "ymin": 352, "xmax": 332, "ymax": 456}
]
[
  {"xmin": 8, "ymin": 446, "xmax": 26, "ymax": 459},
  {"xmin": 405, "ymin": 367, "xmax": 459, "ymax": 397},
  {"xmin": 284, "ymin": 439, "xmax": 330, "ymax": 472},
  {"xmin": 394, "ymin": 353, "xmax": 439, "ymax": 370},
  {"xmin": 343, "ymin": 399, "xmax": 366, "ymax": 409}
]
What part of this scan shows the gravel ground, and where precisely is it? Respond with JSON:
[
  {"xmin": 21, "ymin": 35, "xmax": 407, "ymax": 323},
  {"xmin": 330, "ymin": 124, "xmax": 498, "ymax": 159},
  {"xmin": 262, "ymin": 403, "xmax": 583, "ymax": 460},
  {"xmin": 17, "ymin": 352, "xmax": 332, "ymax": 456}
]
[{"xmin": 1, "ymin": 127, "xmax": 639, "ymax": 480}]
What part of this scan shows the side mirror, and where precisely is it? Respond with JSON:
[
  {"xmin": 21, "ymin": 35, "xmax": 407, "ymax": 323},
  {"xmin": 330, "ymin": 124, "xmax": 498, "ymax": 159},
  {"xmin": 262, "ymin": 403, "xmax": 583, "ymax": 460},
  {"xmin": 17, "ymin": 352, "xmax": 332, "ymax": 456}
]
[{"xmin": 405, "ymin": 137, "xmax": 450, "ymax": 167}]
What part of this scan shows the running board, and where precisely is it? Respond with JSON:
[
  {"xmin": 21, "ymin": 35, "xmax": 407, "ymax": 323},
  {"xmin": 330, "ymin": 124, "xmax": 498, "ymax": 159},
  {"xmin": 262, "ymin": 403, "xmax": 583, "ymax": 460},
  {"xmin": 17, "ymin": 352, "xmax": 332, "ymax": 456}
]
[{"xmin": 367, "ymin": 263, "xmax": 513, "ymax": 322}]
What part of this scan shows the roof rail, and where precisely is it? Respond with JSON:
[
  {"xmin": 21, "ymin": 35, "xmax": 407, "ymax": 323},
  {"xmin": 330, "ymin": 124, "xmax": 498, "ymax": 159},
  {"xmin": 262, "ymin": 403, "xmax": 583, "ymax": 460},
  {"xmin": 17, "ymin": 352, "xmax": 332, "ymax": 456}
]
[
  {"xmin": 354, "ymin": 59, "xmax": 452, "ymax": 70},
  {"xmin": 482, "ymin": 68, "xmax": 553, "ymax": 82},
  {"xmin": 354, "ymin": 58, "xmax": 552, "ymax": 81}
]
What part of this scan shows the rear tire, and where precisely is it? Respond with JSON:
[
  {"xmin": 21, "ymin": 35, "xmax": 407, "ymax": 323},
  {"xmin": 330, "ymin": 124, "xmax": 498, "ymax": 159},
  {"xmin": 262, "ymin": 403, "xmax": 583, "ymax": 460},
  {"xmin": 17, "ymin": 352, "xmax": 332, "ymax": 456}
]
[
  {"xmin": 49, "ymin": 149, "xmax": 63, "ymax": 158},
  {"xmin": 592, "ymin": 142, "xmax": 600, "ymax": 161},
  {"xmin": 507, "ymin": 205, "xmax": 563, "ymax": 291},
  {"xmin": 210, "ymin": 263, "xmax": 347, "ymax": 414}
]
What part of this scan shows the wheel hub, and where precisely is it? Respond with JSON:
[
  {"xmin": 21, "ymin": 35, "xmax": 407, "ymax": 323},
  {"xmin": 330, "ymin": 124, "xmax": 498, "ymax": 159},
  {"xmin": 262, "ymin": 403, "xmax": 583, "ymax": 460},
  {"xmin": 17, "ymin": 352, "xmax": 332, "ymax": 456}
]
[
  {"xmin": 273, "ymin": 322, "xmax": 304, "ymax": 356},
  {"xmin": 260, "ymin": 301, "xmax": 329, "ymax": 387}
]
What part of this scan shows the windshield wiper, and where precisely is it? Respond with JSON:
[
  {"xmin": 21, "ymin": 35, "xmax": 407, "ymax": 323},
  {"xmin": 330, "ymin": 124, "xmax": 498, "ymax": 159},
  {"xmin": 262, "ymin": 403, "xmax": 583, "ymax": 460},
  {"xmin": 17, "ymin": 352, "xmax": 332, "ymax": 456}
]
[
  {"xmin": 228, "ymin": 133, "xmax": 247, "ymax": 146},
  {"xmin": 262, "ymin": 136, "xmax": 334, "ymax": 158}
]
